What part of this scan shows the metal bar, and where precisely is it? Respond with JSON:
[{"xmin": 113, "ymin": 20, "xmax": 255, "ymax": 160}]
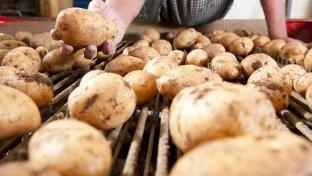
[
  {"xmin": 289, "ymin": 100, "xmax": 312, "ymax": 122},
  {"xmin": 155, "ymin": 106, "xmax": 170, "ymax": 176},
  {"xmin": 107, "ymin": 125, "xmax": 123, "ymax": 149},
  {"xmin": 143, "ymin": 122, "xmax": 156, "ymax": 176},
  {"xmin": 53, "ymin": 71, "xmax": 83, "ymax": 92},
  {"xmin": 51, "ymin": 79, "xmax": 80, "ymax": 106},
  {"xmin": 290, "ymin": 91, "xmax": 310, "ymax": 111},
  {"xmin": 122, "ymin": 107, "xmax": 149, "ymax": 176},
  {"xmin": 50, "ymin": 71, "xmax": 75, "ymax": 82}
]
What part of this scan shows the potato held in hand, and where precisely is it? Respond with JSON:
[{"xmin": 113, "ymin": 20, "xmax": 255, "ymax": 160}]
[
  {"xmin": 170, "ymin": 82, "xmax": 277, "ymax": 152},
  {"xmin": 54, "ymin": 8, "xmax": 117, "ymax": 48},
  {"xmin": 28, "ymin": 119, "xmax": 111, "ymax": 176},
  {"xmin": 0, "ymin": 85, "xmax": 41, "ymax": 140},
  {"xmin": 68, "ymin": 73, "xmax": 136, "ymax": 129},
  {"xmin": 210, "ymin": 52, "xmax": 242, "ymax": 80}
]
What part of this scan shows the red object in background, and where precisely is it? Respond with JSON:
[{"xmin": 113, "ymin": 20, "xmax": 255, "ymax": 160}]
[
  {"xmin": 287, "ymin": 20, "xmax": 312, "ymax": 43},
  {"xmin": 0, "ymin": 16, "xmax": 30, "ymax": 22}
]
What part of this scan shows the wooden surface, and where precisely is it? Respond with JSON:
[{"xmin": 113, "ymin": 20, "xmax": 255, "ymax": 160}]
[{"xmin": 40, "ymin": 0, "xmax": 73, "ymax": 17}]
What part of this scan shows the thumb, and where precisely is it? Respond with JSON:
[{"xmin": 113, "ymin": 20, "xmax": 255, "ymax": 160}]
[{"xmin": 101, "ymin": 39, "xmax": 116, "ymax": 55}]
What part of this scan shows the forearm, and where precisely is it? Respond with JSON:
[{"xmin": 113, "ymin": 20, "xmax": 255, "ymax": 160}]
[{"xmin": 260, "ymin": 0, "xmax": 288, "ymax": 39}]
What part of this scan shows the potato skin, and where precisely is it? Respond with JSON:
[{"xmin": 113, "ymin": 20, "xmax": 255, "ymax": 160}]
[
  {"xmin": 262, "ymin": 39, "xmax": 286, "ymax": 57},
  {"xmin": 143, "ymin": 57, "xmax": 179, "ymax": 78},
  {"xmin": 218, "ymin": 33, "xmax": 239, "ymax": 49},
  {"xmin": 247, "ymin": 66, "xmax": 292, "ymax": 112},
  {"xmin": 0, "ymin": 65, "xmax": 18, "ymax": 77},
  {"xmin": 42, "ymin": 48, "xmax": 75, "ymax": 73},
  {"xmin": 2, "ymin": 47, "xmax": 41, "ymax": 74},
  {"xmin": 68, "ymin": 73, "xmax": 136, "ymax": 129},
  {"xmin": 80, "ymin": 70, "xmax": 106, "ymax": 85},
  {"xmin": 304, "ymin": 48, "xmax": 312, "ymax": 71},
  {"xmin": 306, "ymin": 84, "xmax": 312, "ymax": 112},
  {"xmin": 170, "ymin": 132, "xmax": 312, "ymax": 176},
  {"xmin": 0, "ymin": 49, "xmax": 9, "ymax": 63},
  {"xmin": 104, "ymin": 54, "xmax": 145, "ymax": 76},
  {"xmin": 210, "ymin": 52, "xmax": 242, "ymax": 80},
  {"xmin": 281, "ymin": 64, "xmax": 307, "ymax": 87},
  {"xmin": 294, "ymin": 73, "xmax": 312, "ymax": 96},
  {"xmin": 279, "ymin": 42, "xmax": 307, "ymax": 66},
  {"xmin": 127, "ymin": 46, "xmax": 160, "ymax": 63},
  {"xmin": 202, "ymin": 43, "xmax": 226, "ymax": 60},
  {"xmin": 0, "ymin": 73, "xmax": 54, "ymax": 108},
  {"xmin": 132, "ymin": 40, "xmax": 150, "ymax": 48},
  {"xmin": 228, "ymin": 37, "xmax": 254, "ymax": 56},
  {"xmin": 143, "ymin": 28, "xmax": 160, "ymax": 42},
  {"xmin": 169, "ymin": 82, "xmax": 277, "ymax": 152},
  {"xmin": 55, "ymin": 8, "xmax": 117, "ymax": 48},
  {"xmin": 193, "ymin": 34, "xmax": 211, "ymax": 49},
  {"xmin": 15, "ymin": 31, "xmax": 33, "ymax": 44},
  {"xmin": 253, "ymin": 35, "xmax": 270, "ymax": 48},
  {"xmin": 173, "ymin": 28, "xmax": 199, "ymax": 49},
  {"xmin": 124, "ymin": 70, "xmax": 157, "ymax": 105},
  {"xmin": 157, "ymin": 65, "xmax": 222, "ymax": 99},
  {"xmin": 151, "ymin": 39, "xmax": 172, "ymax": 56},
  {"xmin": 0, "ymin": 162, "xmax": 61, "ymax": 176},
  {"xmin": 241, "ymin": 53, "xmax": 277, "ymax": 77},
  {"xmin": 0, "ymin": 40, "xmax": 26, "ymax": 50},
  {"xmin": 0, "ymin": 85, "xmax": 41, "ymax": 140},
  {"xmin": 28, "ymin": 119, "xmax": 112, "ymax": 176},
  {"xmin": 0, "ymin": 33, "xmax": 15, "ymax": 41},
  {"xmin": 185, "ymin": 49, "xmax": 209, "ymax": 66},
  {"xmin": 167, "ymin": 50, "xmax": 186, "ymax": 65},
  {"xmin": 30, "ymin": 32, "xmax": 63, "ymax": 51}
]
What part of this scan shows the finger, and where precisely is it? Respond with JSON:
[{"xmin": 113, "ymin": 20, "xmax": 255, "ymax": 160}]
[
  {"xmin": 84, "ymin": 45, "xmax": 98, "ymax": 59},
  {"xmin": 102, "ymin": 39, "xmax": 116, "ymax": 55},
  {"xmin": 50, "ymin": 29, "xmax": 60, "ymax": 40},
  {"xmin": 60, "ymin": 44, "xmax": 74, "ymax": 56}
]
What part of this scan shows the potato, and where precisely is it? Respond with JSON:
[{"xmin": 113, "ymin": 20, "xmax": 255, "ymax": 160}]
[
  {"xmin": 143, "ymin": 28, "xmax": 160, "ymax": 42},
  {"xmin": 55, "ymin": 8, "xmax": 117, "ymax": 48},
  {"xmin": 0, "ymin": 162, "xmax": 61, "ymax": 176},
  {"xmin": 209, "ymin": 32, "xmax": 232, "ymax": 43},
  {"xmin": 30, "ymin": 32, "xmax": 63, "ymax": 51},
  {"xmin": 241, "ymin": 53, "xmax": 277, "ymax": 77},
  {"xmin": 262, "ymin": 39, "xmax": 286, "ymax": 57},
  {"xmin": 73, "ymin": 49, "xmax": 93, "ymax": 70},
  {"xmin": 207, "ymin": 29, "xmax": 225, "ymax": 37},
  {"xmin": 28, "ymin": 119, "xmax": 111, "ymax": 176},
  {"xmin": 185, "ymin": 49, "xmax": 209, "ymax": 66},
  {"xmin": 233, "ymin": 29, "xmax": 250, "ymax": 37},
  {"xmin": 80, "ymin": 70, "xmax": 106, "ymax": 85},
  {"xmin": 169, "ymin": 82, "xmax": 277, "ymax": 152},
  {"xmin": 124, "ymin": 70, "xmax": 157, "ymax": 105},
  {"xmin": 170, "ymin": 132, "xmax": 312, "ymax": 176},
  {"xmin": 193, "ymin": 34, "xmax": 211, "ymax": 49},
  {"xmin": 294, "ymin": 73, "xmax": 312, "ymax": 96},
  {"xmin": 202, "ymin": 43, "xmax": 226, "ymax": 60},
  {"xmin": 253, "ymin": 35, "xmax": 270, "ymax": 48},
  {"xmin": 68, "ymin": 73, "xmax": 136, "ymax": 129},
  {"xmin": 42, "ymin": 48, "xmax": 75, "ymax": 73},
  {"xmin": 0, "ymin": 33, "xmax": 15, "ymax": 41},
  {"xmin": 0, "ymin": 40, "xmax": 26, "ymax": 50},
  {"xmin": 210, "ymin": 52, "xmax": 242, "ymax": 80},
  {"xmin": 281, "ymin": 64, "xmax": 306, "ymax": 87},
  {"xmin": 0, "ymin": 49, "xmax": 9, "ymax": 63},
  {"xmin": 218, "ymin": 33, "xmax": 239, "ymax": 49},
  {"xmin": 127, "ymin": 46, "xmax": 160, "ymax": 63},
  {"xmin": 0, "ymin": 72, "xmax": 54, "ymax": 108},
  {"xmin": 0, "ymin": 66, "xmax": 18, "ymax": 77},
  {"xmin": 305, "ymin": 84, "xmax": 312, "ymax": 112},
  {"xmin": 132, "ymin": 40, "xmax": 150, "ymax": 48},
  {"xmin": 228, "ymin": 37, "xmax": 254, "ymax": 56},
  {"xmin": 122, "ymin": 46, "xmax": 136, "ymax": 55},
  {"xmin": 15, "ymin": 31, "xmax": 33, "ymax": 44},
  {"xmin": 173, "ymin": 28, "xmax": 199, "ymax": 49},
  {"xmin": 0, "ymin": 85, "xmax": 41, "ymax": 140},
  {"xmin": 143, "ymin": 57, "xmax": 179, "ymax": 78},
  {"xmin": 157, "ymin": 65, "xmax": 222, "ymax": 99},
  {"xmin": 279, "ymin": 42, "xmax": 307, "ymax": 66},
  {"xmin": 249, "ymin": 34, "xmax": 259, "ymax": 41},
  {"xmin": 166, "ymin": 31, "xmax": 175, "ymax": 41},
  {"xmin": 304, "ymin": 48, "xmax": 312, "ymax": 71},
  {"xmin": 35, "ymin": 46, "xmax": 49, "ymax": 59},
  {"xmin": 104, "ymin": 54, "xmax": 145, "ymax": 76},
  {"xmin": 248, "ymin": 66, "xmax": 292, "ymax": 111},
  {"xmin": 167, "ymin": 50, "xmax": 186, "ymax": 65},
  {"xmin": 151, "ymin": 39, "xmax": 172, "ymax": 56},
  {"xmin": 2, "ymin": 46, "xmax": 41, "ymax": 74},
  {"xmin": 141, "ymin": 34, "xmax": 153, "ymax": 44}
]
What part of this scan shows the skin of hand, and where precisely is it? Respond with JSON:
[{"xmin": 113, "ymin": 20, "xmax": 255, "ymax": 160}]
[{"xmin": 51, "ymin": 0, "xmax": 144, "ymax": 59}]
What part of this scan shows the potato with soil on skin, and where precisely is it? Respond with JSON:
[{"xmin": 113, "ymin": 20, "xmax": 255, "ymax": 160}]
[
  {"xmin": 0, "ymin": 33, "xmax": 15, "ymax": 41},
  {"xmin": 151, "ymin": 39, "xmax": 173, "ymax": 56},
  {"xmin": 241, "ymin": 53, "xmax": 277, "ymax": 77},
  {"xmin": 185, "ymin": 49, "xmax": 209, "ymax": 66},
  {"xmin": 173, "ymin": 28, "xmax": 200, "ymax": 49},
  {"xmin": 104, "ymin": 54, "xmax": 145, "ymax": 76},
  {"xmin": 210, "ymin": 52, "xmax": 242, "ymax": 80},
  {"xmin": 68, "ymin": 73, "xmax": 136, "ymax": 129},
  {"xmin": 207, "ymin": 29, "xmax": 225, "ymax": 38},
  {"xmin": 169, "ymin": 82, "xmax": 278, "ymax": 152},
  {"xmin": 281, "ymin": 64, "xmax": 307, "ymax": 87},
  {"xmin": 170, "ymin": 132, "xmax": 312, "ymax": 176},
  {"xmin": 30, "ymin": 32, "xmax": 63, "ymax": 51},
  {"xmin": 209, "ymin": 32, "xmax": 230, "ymax": 43},
  {"xmin": 294, "ymin": 73, "xmax": 312, "ymax": 96},
  {"xmin": 142, "ymin": 28, "xmax": 160, "ymax": 43},
  {"xmin": 0, "ymin": 40, "xmax": 27, "ymax": 50},
  {"xmin": 167, "ymin": 50, "xmax": 187, "ymax": 65},
  {"xmin": 0, "ymin": 85, "xmax": 41, "ymax": 140},
  {"xmin": 0, "ymin": 66, "xmax": 18, "ymax": 77},
  {"xmin": 157, "ymin": 65, "xmax": 222, "ymax": 99},
  {"xmin": 304, "ymin": 48, "xmax": 312, "ymax": 71},
  {"xmin": 0, "ymin": 72, "xmax": 54, "ymax": 108},
  {"xmin": 202, "ymin": 43, "xmax": 226, "ymax": 61},
  {"xmin": 193, "ymin": 34, "xmax": 211, "ymax": 49},
  {"xmin": 28, "ymin": 119, "xmax": 112, "ymax": 176},
  {"xmin": 143, "ymin": 57, "xmax": 179, "ymax": 78},
  {"xmin": 42, "ymin": 48, "xmax": 75, "ymax": 73},
  {"xmin": 127, "ymin": 46, "xmax": 160, "ymax": 63},
  {"xmin": 228, "ymin": 37, "xmax": 254, "ymax": 56},
  {"xmin": 249, "ymin": 34, "xmax": 259, "ymax": 41},
  {"xmin": 2, "ymin": 46, "xmax": 41, "ymax": 74},
  {"xmin": 122, "ymin": 46, "xmax": 136, "ymax": 55},
  {"xmin": 247, "ymin": 65, "xmax": 292, "ymax": 112},
  {"xmin": 15, "ymin": 31, "xmax": 33, "ymax": 44},
  {"xmin": 0, "ymin": 162, "xmax": 61, "ymax": 176},
  {"xmin": 233, "ymin": 29, "xmax": 250, "ymax": 37},
  {"xmin": 218, "ymin": 33, "xmax": 239, "ymax": 49},
  {"xmin": 36, "ymin": 46, "xmax": 49, "ymax": 59},
  {"xmin": 54, "ymin": 8, "xmax": 117, "ymax": 48},
  {"xmin": 73, "ymin": 49, "xmax": 93, "ymax": 70},
  {"xmin": 80, "ymin": 70, "xmax": 106, "ymax": 85},
  {"xmin": 166, "ymin": 31, "xmax": 176, "ymax": 41},
  {"xmin": 253, "ymin": 35, "xmax": 270, "ymax": 49},
  {"xmin": 0, "ymin": 49, "xmax": 9, "ymax": 63},
  {"xmin": 262, "ymin": 39, "xmax": 286, "ymax": 57},
  {"xmin": 279, "ymin": 41, "xmax": 307, "ymax": 66},
  {"xmin": 132, "ymin": 40, "xmax": 150, "ymax": 48},
  {"xmin": 124, "ymin": 70, "xmax": 157, "ymax": 105},
  {"xmin": 305, "ymin": 85, "xmax": 312, "ymax": 112}
]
